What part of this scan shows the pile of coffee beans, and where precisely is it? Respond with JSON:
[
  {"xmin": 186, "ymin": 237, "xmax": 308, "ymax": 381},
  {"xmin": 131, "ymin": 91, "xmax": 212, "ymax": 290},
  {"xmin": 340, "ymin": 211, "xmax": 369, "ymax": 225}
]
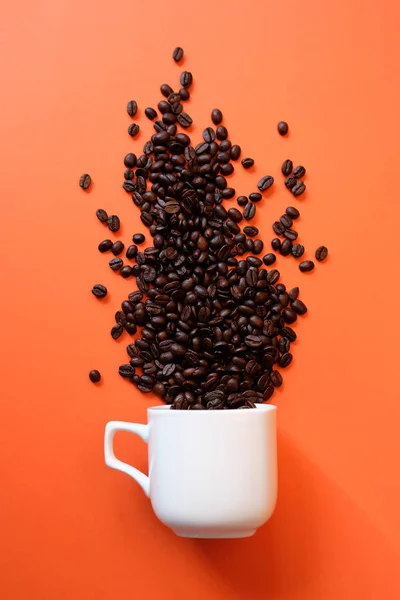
[{"xmin": 86, "ymin": 49, "xmax": 328, "ymax": 406}]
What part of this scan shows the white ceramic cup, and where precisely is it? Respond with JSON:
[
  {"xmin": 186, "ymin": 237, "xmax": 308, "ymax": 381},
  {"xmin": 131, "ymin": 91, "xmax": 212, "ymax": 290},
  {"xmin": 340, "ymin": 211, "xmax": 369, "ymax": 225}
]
[{"xmin": 104, "ymin": 404, "xmax": 277, "ymax": 538}]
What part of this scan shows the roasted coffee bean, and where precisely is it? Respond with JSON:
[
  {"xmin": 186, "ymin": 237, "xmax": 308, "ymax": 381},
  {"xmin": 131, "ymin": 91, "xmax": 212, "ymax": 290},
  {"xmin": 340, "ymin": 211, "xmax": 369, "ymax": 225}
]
[
  {"xmin": 243, "ymin": 226, "xmax": 258, "ymax": 237},
  {"xmin": 177, "ymin": 112, "xmax": 192, "ymax": 128},
  {"xmin": 263, "ymin": 253, "xmax": 276, "ymax": 266},
  {"xmin": 126, "ymin": 244, "xmax": 138, "ymax": 259},
  {"xmin": 221, "ymin": 163, "xmax": 234, "ymax": 175},
  {"xmin": 271, "ymin": 238, "xmax": 281, "ymax": 251},
  {"xmin": 280, "ymin": 239, "xmax": 293, "ymax": 256},
  {"xmin": 286, "ymin": 206, "xmax": 300, "ymax": 219},
  {"xmin": 258, "ymin": 176, "xmax": 274, "ymax": 191},
  {"xmin": 230, "ymin": 145, "xmax": 241, "ymax": 160},
  {"xmin": 293, "ymin": 165, "xmax": 306, "ymax": 178},
  {"xmin": 108, "ymin": 215, "xmax": 120, "ymax": 232},
  {"xmin": 89, "ymin": 370, "xmax": 101, "ymax": 383},
  {"xmin": 216, "ymin": 126, "xmax": 228, "ymax": 140},
  {"xmin": 124, "ymin": 169, "xmax": 134, "ymax": 180},
  {"xmin": 283, "ymin": 308, "xmax": 297, "ymax": 324},
  {"xmin": 122, "ymin": 180, "xmax": 136, "ymax": 193},
  {"xmin": 120, "ymin": 265, "xmax": 132, "ymax": 278},
  {"xmin": 111, "ymin": 324, "xmax": 123, "ymax": 340},
  {"xmin": 127, "ymin": 100, "xmax": 138, "ymax": 117},
  {"xmin": 98, "ymin": 239, "xmax": 113, "ymax": 253},
  {"xmin": 315, "ymin": 246, "xmax": 328, "ymax": 261},
  {"xmin": 124, "ymin": 153, "xmax": 137, "ymax": 168},
  {"xmin": 249, "ymin": 192, "xmax": 262, "ymax": 203},
  {"xmin": 281, "ymin": 159, "xmax": 293, "ymax": 175},
  {"xmin": 211, "ymin": 109, "xmax": 223, "ymax": 125},
  {"xmin": 96, "ymin": 208, "xmax": 108, "ymax": 223},
  {"xmin": 109, "ymin": 257, "xmax": 123, "ymax": 271},
  {"xmin": 299, "ymin": 260, "xmax": 315, "ymax": 272},
  {"xmin": 145, "ymin": 107, "xmax": 157, "ymax": 120},
  {"xmin": 292, "ymin": 181, "xmax": 306, "ymax": 196},
  {"xmin": 179, "ymin": 88, "xmax": 190, "ymax": 101},
  {"xmin": 203, "ymin": 127, "xmax": 215, "ymax": 143},
  {"xmin": 128, "ymin": 123, "xmax": 140, "ymax": 137},
  {"xmin": 278, "ymin": 121, "xmax": 289, "ymax": 135},
  {"xmin": 227, "ymin": 208, "xmax": 242, "ymax": 223},
  {"xmin": 282, "ymin": 326, "xmax": 297, "ymax": 341},
  {"xmin": 268, "ymin": 269, "xmax": 280, "ymax": 284},
  {"xmin": 253, "ymin": 240, "xmax": 264, "ymax": 254},
  {"xmin": 180, "ymin": 71, "xmax": 193, "ymax": 88},
  {"xmin": 285, "ymin": 176, "xmax": 297, "ymax": 189},
  {"xmin": 288, "ymin": 287, "xmax": 299, "ymax": 302},
  {"xmin": 92, "ymin": 284, "xmax": 107, "ymax": 298},
  {"xmin": 237, "ymin": 195, "xmax": 248, "ymax": 207},
  {"xmin": 291, "ymin": 299, "xmax": 308, "ymax": 315},
  {"xmin": 160, "ymin": 83, "xmax": 173, "ymax": 98},
  {"xmin": 241, "ymin": 158, "xmax": 254, "ymax": 169},
  {"xmin": 279, "ymin": 353, "xmax": 293, "ymax": 368},
  {"xmin": 243, "ymin": 203, "xmax": 256, "ymax": 220},
  {"xmin": 173, "ymin": 47, "xmax": 184, "ymax": 62},
  {"xmin": 111, "ymin": 241, "xmax": 124, "ymax": 256},
  {"xmin": 119, "ymin": 364, "xmax": 135, "ymax": 378},
  {"xmin": 284, "ymin": 229, "xmax": 298, "ymax": 241},
  {"xmin": 79, "ymin": 174, "xmax": 91, "ymax": 190},
  {"xmin": 280, "ymin": 214, "xmax": 292, "ymax": 228},
  {"xmin": 133, "ymin": 233, "xmax": 145, "ymax": 244},
  {"xmin": 222, "ymin": 188, "xmax": 235, "ymax": 199},
  {"xmin": 292, "ymin": 244, "xmax": 305, "ymax": 258},
  {"xmin": 273, "ymin": 221, "xmax": 286, "ymax": 235}
]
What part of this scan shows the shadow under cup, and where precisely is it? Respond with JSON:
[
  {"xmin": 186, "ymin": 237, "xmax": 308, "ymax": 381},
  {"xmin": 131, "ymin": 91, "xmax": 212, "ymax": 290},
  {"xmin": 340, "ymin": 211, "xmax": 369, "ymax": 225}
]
[{"xmin": 105, "ymin": 404, "xmax": 277, "ymax": 539}]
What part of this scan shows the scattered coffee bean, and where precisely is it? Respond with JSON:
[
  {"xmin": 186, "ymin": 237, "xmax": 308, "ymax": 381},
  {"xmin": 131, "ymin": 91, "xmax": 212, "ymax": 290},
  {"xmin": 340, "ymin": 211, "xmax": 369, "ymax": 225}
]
[
  {"xmin": 271, "ymin": 238, "xmax": 281, "ymax": 251},
  {"xmin": 278, "ymin": 121, "xmax": 289, "ymax": 136},
  {"xmin": 216, "ymin": 126, "xmax": 228, "ymax": 140},
  {"xmin": 177, "ymin": 112, "xmax": 192, "ymax": 128},
  {"xmin": 237, "ymin": 195, "xmax": 248, "ymax": 206},
  {"xmin": 96, "ymin": 209, "xmax": 108, "ymax": 223},
  {"xmin": 291, "ymin": 299, "xmax": 308, "ymax": 315},
  {"xmin": 92, "ymin": 284, "xmax": 107, "ymax": 298},
  {"xmin": 89, "ymin": 370, "xmax": 101, "ymax": 383},
  {"xmin": 279, "ymin": 353, "xmax": 293, "ymax": 368},
  {"xmin": 288, "ymin": 287, "xmax": 299, "ymax": 302},
  {"xmin": 173, "ymin": 47, "xmax": 184, "ymax": 62},
  {"xmin": 128, "ymin": 123, "xmax": 140, "ymax": 137},
  {"xmin": 145, "ymin": 107, "xmax": 157, "ymax": 120},
  {"xmin": 281, "ymin": 159, "xmax": 293, "ymax": 175},
  {"xmin": 124, "ymin": 153, "xmax": 137, "ymax": 168},
  {"xmin": 180, "ymin": 71, "xmax": 193, "ymax": 88},
  {"xmin": 284, "ymin": 229, "xmax": 298, "ymax": 241},
  {"xmin": 280, "ymin": 214, "xmax": 292, "ymax": 228},
  {"xmin": 263, "ymin": 253, "xmax": 276, "ymax": 266},
  {"xmin": 293, "ymin": 165, "xmax": 306, "ymax": 178},
  {"xmin": 280, "ymin": 239, "xmax": 293, "ymax": 256},
  {"xmin": 273, "ymin": 221, "xmax": 286, "ymax": 235},
  {"xmin": 111, "ymin": 324, "xmax": 123, "ymax": 340},
  {"xmin": 124, "ymin": 169, "xmax": 134, "ymax": 180},
  {"xmin": 230, "ymin": 145, "xmax": 241, "ymax": 160},
  {"xmin": 133, "ymin": 233, "xmax": 145, "ymax": 244},
  {"xmin": 211, "ymin": 109, "xmax": 223, "ymax": 125},
  {"xmin": 292, "ymin": 244, "xmax": 305, "ymax": 258},
  {"xmin": 285, "ymin": 176, "xmax": 297, "ymax": 189},
  {"xmin": 258, "ymin": 176, "xmax": 274, "ymax": 192},
  {"xmin": 286, "ymin": 206, "xmax": 300, "ymax": 219},
  {"xmin": 249, "ymin": 192, "xmax": 262, "ymax": 203},
  {"xmin": 292, "ymin": 181, "xmax": 306, "ymax": 196},
  {"xmin": 120, "ymin": 265, "xmax": 133, "ymax": 278},
  {"xmin": 98, "ymin": 239, "xmax": 113, "ymax": 253},
  {"xmin": 160, "ymin": 83, "xmax": 173, "ymax": 98},
  {"xmin": 241, "ymin": 158, "xmax": 254, "ymax": 169},
  {"xmin": 79, "ymin": 174, "xmax": 91, "ymax": 190},
  {"xmin": 127, "ymin": 100, "xmax": 138, "ymax": 117},
  {"xmin": 243, "ymin": 226, "xmax": 258, "ymax": 237},
  {"xmin": 112, "ymin": 241, "xmax": 124, "ymax": 256},
  {"xmin": 119, "ymin": 364, "xmax": 135, "ymax": 378},
  {"xmin": 126, "ymin": 244, "xmax": 138, "ymax": 259},
  {"xmin": 299, "ymin": 260, "xmax": 315, "ymax": 272},
  {"xmin": 243, "ymin": 203, "xmax": 256, "ymax": 220},
  {"xmin": 315, "ymin": 246, "xmax": 328, "ymax": 261},
  {"xmin": 109, "ymin": 257, "xmax": 123, "ymax": 271},
  {"xmin": 179, "ymin": 88, "xmax": 190, "ymax": 101},
  {"xmin": 108, "ymin": 215, "xmax": 120, "ymax": 232}
]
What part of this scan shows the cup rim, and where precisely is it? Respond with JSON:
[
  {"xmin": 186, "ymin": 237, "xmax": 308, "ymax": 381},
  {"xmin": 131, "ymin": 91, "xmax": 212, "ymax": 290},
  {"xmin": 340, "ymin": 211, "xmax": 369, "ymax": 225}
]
[{"xmin": 148, "ymin": 404, "xmax": 276, "ymax": 414}]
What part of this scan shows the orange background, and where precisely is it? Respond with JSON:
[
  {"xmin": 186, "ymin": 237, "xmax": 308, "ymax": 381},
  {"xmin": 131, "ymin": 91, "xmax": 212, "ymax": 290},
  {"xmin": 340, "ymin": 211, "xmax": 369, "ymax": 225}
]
[{"xmin": 1, "ymin": 0, "xmax": 400, "ymax": 598}]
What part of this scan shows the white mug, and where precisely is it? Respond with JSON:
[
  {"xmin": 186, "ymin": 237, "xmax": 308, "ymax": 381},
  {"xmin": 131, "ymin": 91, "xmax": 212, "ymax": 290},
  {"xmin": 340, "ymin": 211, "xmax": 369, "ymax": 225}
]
[{"xmin": 104, "ymin": 404, "xmax": 277, "ymax": 538}]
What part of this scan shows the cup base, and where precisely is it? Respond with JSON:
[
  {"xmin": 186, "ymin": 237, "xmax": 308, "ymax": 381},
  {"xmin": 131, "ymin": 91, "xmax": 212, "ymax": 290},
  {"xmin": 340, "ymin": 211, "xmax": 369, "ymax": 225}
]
[{"xmin": 174, "ymin": 529, "xmax": 257, "ymax": 539}]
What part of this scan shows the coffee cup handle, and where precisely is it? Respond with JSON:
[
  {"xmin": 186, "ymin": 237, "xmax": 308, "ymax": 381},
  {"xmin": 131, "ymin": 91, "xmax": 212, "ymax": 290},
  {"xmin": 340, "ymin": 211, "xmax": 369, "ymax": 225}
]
[{"xmin": 104, "ymin": 421, "xmax": 150, "ymax": 497}]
